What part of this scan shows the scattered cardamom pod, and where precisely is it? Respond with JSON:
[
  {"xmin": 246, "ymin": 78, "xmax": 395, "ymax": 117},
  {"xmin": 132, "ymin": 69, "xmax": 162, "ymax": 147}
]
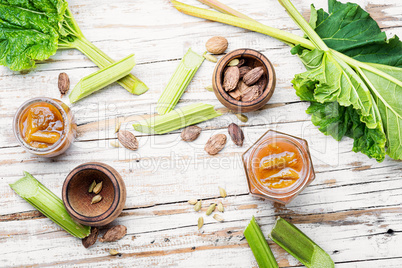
[
  {"xmin": 115, "ymin": 121, "xmax": 121, "ymax": 133},
  {"xmin": 228, "ymin": 59, "xmax": 240, "ymax": 66},
  {"xmin": 236, "ymin": 113, "xmax": 248, "ymax": 123},
  {"xmin": 91, "ymin": 194, "xmax": 102, "ymax": 204},
  {"xmin": 188, "ymin": 199, "xmax": 198, "ymax": 205},
  {"xmin": 194, "ymin": 200, "xmax": 202, "ymax": 212},
  {"xmin": 213, "ymin": 214, "xmax": 224, "ymax": 222},
  {"xmin": 198, "ymin": 217, "xmax": 204, "ymax": 230},
  {"xmin": 217, "ymin": 202, "xmax": 224, "ymax": 212},
  {"xmin": 109, "ymin": 249, "xmax": 120, "ymax": 256},
  {"xmin": 219, "ymin": 187, "xmax": 227, "ymax": 198},
  {"xmin": 110, "ymin": 141, "xmax": 120, "ymax": 148},
  {"xmin": 118, "ymin": 130, "xmax": 138, "ymax": 151},
  {"xmin": 58, "ymin": 72, "xmax": 70, "ymax": 95},
  {"xmin": 228, "ymin": 123, "xmax": 244, "ymax": 146},
  {"xmin": 88, "ymin": 180, "xmax": 96, "ymax": 193},
  {"xmin": 100, "ymin": 225, "xmax": 127, "ymax": 242},
  {"xmin": 204, "ymin": 134, "xmax": 227, "ymax": 155},
  {"xmin": 204, "ymin": 53, "xmax": 218, "ymax": 63},
  {"xmin": 82, "ymin": 227, "xmax": 98, "ymax": 248},
  {"xmin": 181, "ymin": 126, "xmax": 202, "ymax": 142},
  {"xmin": 205, "ymin": 85, "xmax": 214, "ymax": 92},
  {"xmin": 206, "ymin": 203, "xmax": 216, "ymax": 216},
  {"xmin": 93, "ymin": 181, "xmax": 103, "ymax": 194}
]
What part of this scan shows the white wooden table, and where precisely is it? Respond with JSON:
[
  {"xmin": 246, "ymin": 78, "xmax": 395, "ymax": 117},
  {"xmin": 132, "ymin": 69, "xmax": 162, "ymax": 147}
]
[{"xmin": 1, "ymin": 0, "xmax": 401, "ymax": 267}]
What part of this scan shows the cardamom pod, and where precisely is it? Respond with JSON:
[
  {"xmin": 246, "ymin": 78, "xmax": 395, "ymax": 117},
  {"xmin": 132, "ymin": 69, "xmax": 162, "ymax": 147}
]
[
  {"xmin": 205, "ymin": 85, "xmax": 214, "ymax": 92},
  {"xmin": 198, "ymin": 217, "xmax": 204, "ymax": 230},
  {"xmin": 236, "ymin": 113, "xmax": 248, "ymax": 123},
  {"xmin": 223, "ymin": 66, "xmax": 240, "ymax": 91},
  {"xmin": 88, "ymin": 180, "xmax": 96, "ymax": 193},
  {"xmin": 110, "ymin": 141, "xmax": 120, "ymax": 148},
  {"xmin": 217, "ymin": 202, "xmax": 224, "ymax": 212},
  {"xmin": 91, "ymin": 195, "xmax": 102, "ymax": 204},
  {"xmin": 206, "ymin": 203, "xmax": 216, "ymax": 216},
  {"xmin": 204, "ymin": 134, "xmax": 227, "ymax": 155},
  {"xmin": 109, "ymin": 249, "xmax": 120, "ymax": 256},
  {"xmin": 93, "ymin": 181, "xmax": 103, "ymax": 194},
  {"xmin": 181, "ymin": 126, "xmax": 202, "ymax": 142},
  {"xmin": 228, "ymin": 59, "xmax": 240, "ymax": 66},
  {"xmin": 194, "ymin": 200, "xmax": 202, "ymax": 212},
  {"xmin": 243, "ymin": 66, "xmax": 264, "ymax": 86},
  {"xmin": 204, "ymin": 53, "xmax": 218, "ymax": 63},
  {"xmin": 115, "ymin": 121, "xmax": 121, "ymax": 133},
  {"xmin": 118, "ymin": 130, "xmax": 139, "ymax": 151},
  {"xmin": 228, "ymin": 123, "xmax": 244, "ymax": 146},
  {"xmin": 239, "ymin": 66, "xmax": 251, "ymax": 79},
  {"xmin": 213, "ymin": 214, "xmax": 224, "ymax": 222},
  {"xmin": 219, "ymin": 187, "xmax": 227, "ymax": 198},
  {"xmin": 237, "ymin": 58, "xmax": 245, "ymax": 67},
  {"xmin": 188, "ymin": 199, "xmax": 198, "ymax": 205}
]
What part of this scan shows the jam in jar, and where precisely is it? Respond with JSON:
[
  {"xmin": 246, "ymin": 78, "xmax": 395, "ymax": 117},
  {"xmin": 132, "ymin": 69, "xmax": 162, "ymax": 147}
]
[
  {"xmin": 242, "ymin": 130, "xmax": 315, "ymax": 204},
  {"xmin": 13, "ymin": 97, "xmax": 76, "ymax": 157}
]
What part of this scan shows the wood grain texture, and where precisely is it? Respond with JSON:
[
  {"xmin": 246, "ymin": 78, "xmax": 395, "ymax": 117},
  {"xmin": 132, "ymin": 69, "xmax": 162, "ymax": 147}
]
[{"xmin": 0, "ymin": 0, "xmax": 401, "ymax": 267}]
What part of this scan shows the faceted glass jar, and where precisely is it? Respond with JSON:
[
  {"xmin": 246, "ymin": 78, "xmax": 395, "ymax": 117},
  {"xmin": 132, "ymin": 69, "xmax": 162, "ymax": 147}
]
[
  {"xmin": 242, "ymin": 130, "xmax": 315, "ymax": 204},
  {"xmin": 13, "ymin": 97, "xmax": 76, "ymax": 157}
]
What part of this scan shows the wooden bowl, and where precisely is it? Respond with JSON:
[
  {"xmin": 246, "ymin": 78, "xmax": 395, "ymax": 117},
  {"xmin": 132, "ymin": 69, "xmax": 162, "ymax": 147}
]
[
  {"xmin": 62, "ymin": 162, "xmax": 126, "ymax": 227},
  {"xmin": 212, "ymin": 48, "xmax": 276, "ymax": 113}
]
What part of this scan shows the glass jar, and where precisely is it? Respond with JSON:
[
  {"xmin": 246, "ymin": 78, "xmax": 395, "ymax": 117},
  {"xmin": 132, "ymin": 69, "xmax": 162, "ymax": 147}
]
[
  {"xmin": 242, "ymin": 130, "xmax": 315, "ymax": 204},
  {"xmin": 13, "ymin": 97, "xmax": 76, "ymax": 157}
]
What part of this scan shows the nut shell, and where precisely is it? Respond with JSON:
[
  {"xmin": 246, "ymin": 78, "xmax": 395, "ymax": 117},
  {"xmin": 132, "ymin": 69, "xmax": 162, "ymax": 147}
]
[
  {"xmin": 118, "ymin": 130, "xmax": 138, "ymax": 151},
  {"xmin": 99, "ymin": 225, "xmax": 127, "ymax": 242},
  {"xmin": 243, "ymin": 66, "xmax": 264, "ymax": 86},
  {"xmin": 58, "ymin": 72, "xmax": 70, "ymax": 95},
  {"xmin": 223, "ymin": 66, "xmax": 239, "ymax": 92},
  {"xmin": 181, "ymin": 126, "xmax": 202, "ymax": 141},
  {"xmin": 206, "ymin": 36, "xmax": 228, "ymax": 54},
  {"xmin": 82, "ymin": 227, "xmax": 98, "ymax": 248},
  {"xmin": 228, "ymin": 123, "xmax": 244, "ymax": 146},
  {"xmin": 205, "ymin": 134, "xmax": 227, "ymax": 155}
]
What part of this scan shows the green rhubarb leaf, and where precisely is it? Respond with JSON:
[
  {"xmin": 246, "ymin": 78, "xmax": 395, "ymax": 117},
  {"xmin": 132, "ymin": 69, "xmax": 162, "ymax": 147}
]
[
  {"xmin": 0, "ymin": 0, "xmax": 67, "ymax": 70},
  {"xmin": 307, "ymin": 102, "xmax": 386, "ymax": 161},
  {"xmin": 304, "ymin": 0, "xmax": 402, "ymax": 159},
  {"xmin": 359, "ymin": 63, "xmax": 402, "ymax": 159},
  {"xmin": 292, "ymin": 49, "xmax": 379, "ymax": 129},
  {"xmin": 310, "ymin": 0, "xmax": 402, "ymax": 67}
]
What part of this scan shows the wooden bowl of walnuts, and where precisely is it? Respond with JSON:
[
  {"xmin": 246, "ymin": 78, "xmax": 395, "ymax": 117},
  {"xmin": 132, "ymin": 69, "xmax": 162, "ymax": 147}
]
[{"xmin": 212, "ymin": 48, "xmax": 276, "ymax": 113}]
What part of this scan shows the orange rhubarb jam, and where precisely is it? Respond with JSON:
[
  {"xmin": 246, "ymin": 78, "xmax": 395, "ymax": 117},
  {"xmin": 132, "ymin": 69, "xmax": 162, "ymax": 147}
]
[
  {"xmin": 253, "ymin": 141, "xmax": 303, "ymax": 189},
  {"xmin": 19, "ymin": 102, "xmax": 64, "ymax": 148},
  {"xmin": 13, "ymin": 97, "xmax": 76, "ymax": 157},
  {"xmin": 242, "ymin": 130, "xmax": 315, "ymax": 204}
]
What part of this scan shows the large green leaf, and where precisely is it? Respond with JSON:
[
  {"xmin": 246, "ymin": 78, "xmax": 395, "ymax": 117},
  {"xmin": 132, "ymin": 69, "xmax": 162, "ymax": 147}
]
[
  {"xmin": 307, "ymin": 102, "xmax": 386, "ymax": 161},
  {"xmin": 310, "ymin": 0, "xmax": 402, "ymax": 67},
  {"xmin": 360, "ymin": 63, "xmax": 402, "ymax": 159},
  {"xmin": 305, "ymin": 0, "xmax": 402, "ymax": 160},
  {"xmin": 0, "ymin": 0, "xmax": 67, "ymax": 70},
  {"xmin": 292, "ymin": 47, "xmax": 386, "ymax": 161}
]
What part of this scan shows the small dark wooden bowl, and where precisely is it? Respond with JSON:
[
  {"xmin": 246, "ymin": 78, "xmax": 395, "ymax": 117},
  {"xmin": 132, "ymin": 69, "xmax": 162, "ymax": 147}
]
[
  {"xmin": 212, "ymin": 48, "xmax": 276, "ymax": 113},
  {"xmin": 62, "ymin": 162, "xmax": 126, "ymax": 227}
]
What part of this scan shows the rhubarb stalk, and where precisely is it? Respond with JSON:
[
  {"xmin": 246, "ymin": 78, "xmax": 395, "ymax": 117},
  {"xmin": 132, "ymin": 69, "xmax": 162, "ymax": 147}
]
[{"xmin": 10, "ymin": 172, "xmax": 91, "ymax": 239}]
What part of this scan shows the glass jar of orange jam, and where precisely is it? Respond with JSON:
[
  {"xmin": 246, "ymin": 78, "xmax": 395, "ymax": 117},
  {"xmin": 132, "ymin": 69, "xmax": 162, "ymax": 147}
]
[
  {"xmin": 242, "ymin": 130, "xmax": 315, "ymax": 204},
  {"xmin": 13, "ymin": 97, "xmax": 76, "ymax": 157}
]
